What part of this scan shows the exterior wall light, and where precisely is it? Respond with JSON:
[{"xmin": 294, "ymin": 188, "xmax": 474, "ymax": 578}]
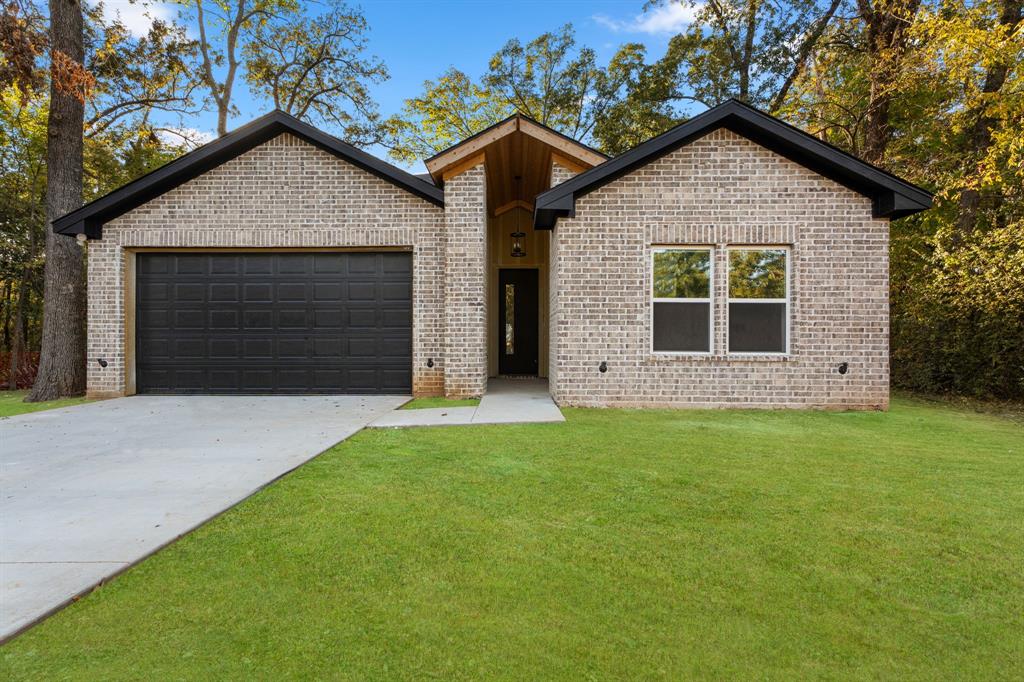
[
  {"xmin": 427, "ymin": 358, "xmax": 434, "ymax": 368},
  {"xmin": 511, "ymin": 232, "xmax": 527, "ymax": 257},
  {"xmin": 599, "ymin": 361, "xmax": 608, "ymax": 373},
  {"xmin": 97, "ymin": 358, "xmax": 108, "ymax": 368},
  {"xmin": 838, "ymin": 362, "xmax": 849, "ymax": 375}
]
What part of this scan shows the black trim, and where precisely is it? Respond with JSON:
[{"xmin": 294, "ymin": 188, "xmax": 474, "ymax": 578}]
[
  {"xmin": 54, "ymin": 110, "xmax": 444, "ymax": 238},
  {"xmin": 533, "ymin": 99, "xmax": 933, "ymax": 228}
]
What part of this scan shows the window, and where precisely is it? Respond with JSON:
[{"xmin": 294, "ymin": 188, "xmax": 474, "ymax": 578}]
[
  {"xmin": 728, "ymin": 248, "xmax": 788, "ymax": 354},
  {"xmin": 652, "ymin": 248, "xmax": 713, "ymax": 353},
  {"xmin": 504, "ymin": 283, "xmax": 515, "ymax": 354}
]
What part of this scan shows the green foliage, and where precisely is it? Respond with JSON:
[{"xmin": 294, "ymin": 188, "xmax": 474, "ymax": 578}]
[
  {"xmin": 2, "ymin": 401, "xmax": 1022, "ymax": 678},
  {"xmin": 383, "ymin": 25, "xmax": 627, "ymax": 161},
  {"xmin": 243, "ymin": 0, "xmax": 388, "ymax": 143}
]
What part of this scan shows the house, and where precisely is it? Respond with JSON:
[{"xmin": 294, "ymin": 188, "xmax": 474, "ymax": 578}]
[{"xmin": 53, "ymin": 99, "xmax": 932, "ymax": 409}]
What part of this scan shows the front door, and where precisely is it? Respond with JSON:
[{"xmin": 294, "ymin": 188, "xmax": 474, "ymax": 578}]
[{"xmin": 498, "ymin": 269, "xmax": 539, "ymax": 375}]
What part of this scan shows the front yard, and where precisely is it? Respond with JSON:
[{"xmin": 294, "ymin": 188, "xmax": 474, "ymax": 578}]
[
  {"xmin": 0, "ymin": 390, "xmax": 90, "ymax": 418},
  {"xmin": 2, "ymin": 397, "xmax": 1021, "ymax": 679}
]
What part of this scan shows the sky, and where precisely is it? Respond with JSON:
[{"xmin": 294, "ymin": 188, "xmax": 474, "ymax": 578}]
[{"xmin": 97, "ymin": 0, "xmax": 699, "ymax": 170}]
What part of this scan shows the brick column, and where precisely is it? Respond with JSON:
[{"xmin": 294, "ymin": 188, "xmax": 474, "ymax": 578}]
[
  {"xmin": 443, "ymin": 162, "xmax": 488, "ymax": 398},
  {"xmin": 547, "ymin": 160, "xmax": 579, "ymax": 404}
]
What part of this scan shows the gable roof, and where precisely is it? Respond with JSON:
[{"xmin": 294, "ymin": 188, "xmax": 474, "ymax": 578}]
[
  {"xmin": 423, "ymin": 114, "xmax": 608, "ymax": 184},
  {"xmin": 533, "ymin": 99, "xmax": 933, "ymax": 229},
  {"xmin": 54, "ymin": 110, "xmax": 444, "ymax": 239}
]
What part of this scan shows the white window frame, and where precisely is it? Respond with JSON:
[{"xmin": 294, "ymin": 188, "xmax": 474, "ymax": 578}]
[
  {"xmin": 726, "ymin": 245, "xmax": 790, "ymax": 356},
  {"xmin": 650, "ymin": 246, "xmax": 714, "ymax": 356}
]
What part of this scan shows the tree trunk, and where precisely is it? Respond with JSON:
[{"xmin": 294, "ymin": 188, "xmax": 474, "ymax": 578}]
[
  {"xmin": 9, "ymin": 277, "xmax": 27, "ymax": 390},
  {"xmin": 858, "ymin": 0, "xmax": 921, "ymax": 165},
  {"xmin": 28, "ymin": 0, "xmax": 86, "ymax": 402},
  {"xmin": 956, "ymin": 0, "xmax": 1022, "ymax": 236}
]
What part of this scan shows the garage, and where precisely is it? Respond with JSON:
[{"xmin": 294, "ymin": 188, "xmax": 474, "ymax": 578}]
[{"xmin": 135, "ymin": 252, "xmax": 412, "ymax": 394}]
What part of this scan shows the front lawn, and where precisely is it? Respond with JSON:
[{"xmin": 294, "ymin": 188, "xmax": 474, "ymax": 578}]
[
  {"xmin": 0, "ymin": 390, "xmax": 90, "ymax": 418},
  {"xmin": 3, "ymin": 397, "xmax": 1022, "ymax": 679}
]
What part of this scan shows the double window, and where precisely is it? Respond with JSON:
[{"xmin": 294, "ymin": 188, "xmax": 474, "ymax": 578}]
[{"xmin": 651, "ymin": 246, "xmax": 789, "ymax": 355}]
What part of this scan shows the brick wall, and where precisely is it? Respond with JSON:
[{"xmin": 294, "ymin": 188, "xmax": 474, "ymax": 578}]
[
  {"xmin": 548, "ymin": 161, "xmax": 580, "ymax": 403},
  {"xmin": 549, "ymin": 129, "xmax": 889, "ymax": 409},
  {"xmin": 442, "ymin": 162, "xmax": 488, "ymax": 398},
  {"xmin": 86, "ymin": 133, "xmax": 445, "ymax": 398}
]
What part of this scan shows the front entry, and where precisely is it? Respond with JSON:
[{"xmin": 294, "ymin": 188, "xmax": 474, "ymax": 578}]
[{"xmin": 498, "ymin": 268, "xmax": 539, "ymax": 375}]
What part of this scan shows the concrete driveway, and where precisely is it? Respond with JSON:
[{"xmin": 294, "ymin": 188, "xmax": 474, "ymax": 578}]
[{"xmin": 0, "ymin": 394, "xmax": 405, "ymax": 640}]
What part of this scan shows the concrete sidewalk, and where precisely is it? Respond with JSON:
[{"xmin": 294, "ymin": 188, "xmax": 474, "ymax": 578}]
[
  {"xmin": 370, "ymin": 379, "xmax": 565, "ymax": 428},
  {"xmin": 0, "ymin": 394, "xmax": 405, "ymax": 641}
]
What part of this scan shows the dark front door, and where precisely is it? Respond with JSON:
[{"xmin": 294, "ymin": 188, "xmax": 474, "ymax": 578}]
[
  {"xmin": 135, "ymin": 252, "xmax": 412, "ymax": 394},
  {"xmin": 498, "ymin": 268, "xmax": 539, "ymax": 375}
]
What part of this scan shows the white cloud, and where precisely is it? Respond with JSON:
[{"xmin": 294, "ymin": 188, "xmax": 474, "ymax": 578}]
[
  {"xmin": 96, "ymin": 0, "xmax": 176, "ymax": 38},
  {"xmin": 594, "ymin": 3, "xmax": 699, "ymax": 35}
]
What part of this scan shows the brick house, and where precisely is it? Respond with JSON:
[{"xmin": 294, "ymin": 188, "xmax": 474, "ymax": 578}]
[{"xmin": 53, "ymin": 99, "xmax": 931, "ymax": 409}]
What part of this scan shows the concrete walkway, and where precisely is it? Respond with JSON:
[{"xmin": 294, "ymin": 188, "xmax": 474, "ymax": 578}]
[
  {"xmin": 370, "ymin": 378, "xmax": 565, "ymax": 428},
  {"xmin": 0, "ymin": 394, "xmax": 404, "ymax": 641}
]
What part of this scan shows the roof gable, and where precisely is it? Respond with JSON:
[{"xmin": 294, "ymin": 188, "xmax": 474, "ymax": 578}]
[
  {"xmin": 533, "ymin": 99, "xmax": 932, "ymax": 228},
  {"xmin": 54, "ymin": 111, "xmax": 444, "ymax": 238},
  {"xmin": 424, "ymin": 114, "xmax": 608, "ymax": 184}
]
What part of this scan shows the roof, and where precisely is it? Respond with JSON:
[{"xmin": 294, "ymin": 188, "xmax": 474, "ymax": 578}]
[
  {"xmin": 53, "ymin": 110, "xmax": 444, "ymax": 238},
  {"xmin": 423, "ymin": 114, "xmax": 608, "ymax": 184},
  {"xmin": 533, "ymin": 99, "xmax": 933, "ymax": 228}
]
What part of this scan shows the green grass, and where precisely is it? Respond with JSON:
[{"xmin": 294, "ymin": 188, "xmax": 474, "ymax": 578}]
[
  {"xmin": 400, "ymin": 396, "xmax": 480, "ymax": 409},
  {"xmin": 3, "ymin": 397, "xmax": 1022, "ymax": 680},
  {"xmin": 0, "ymin": 390, "xmax": 90, "ymax": 418}
]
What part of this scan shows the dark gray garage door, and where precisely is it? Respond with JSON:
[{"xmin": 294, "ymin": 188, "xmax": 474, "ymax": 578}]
[{"xmin": 136, "ymin": 252, "xmax": 412, "ymax": 394}]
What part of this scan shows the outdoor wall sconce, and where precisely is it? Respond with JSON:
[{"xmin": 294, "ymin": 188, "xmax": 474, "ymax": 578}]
[
  {"xmin": 96, "ymin": 358, "xmax": 108, "ymax": 368},
  {"xmin": 427, "ymin": 358, "xmax": 434, "ymax": 368},
  {"xmin": 599, "ymin": 361, "xmax": 608, "ymax": 373},
  {"xmin": 838, "ymin": 362, "xmax": 849, "ymax": 375},
  {"xmin": 511, "ymin": 231, "xmax": 527, "ymax": 257}
]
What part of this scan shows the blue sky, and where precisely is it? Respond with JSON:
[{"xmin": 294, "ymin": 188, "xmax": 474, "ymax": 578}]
[{"xmin": 99, "ymin": 0, "xmax": 698, "ymax": 169}]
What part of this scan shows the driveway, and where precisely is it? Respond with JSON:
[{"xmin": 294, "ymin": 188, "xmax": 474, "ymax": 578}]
[{"xmin": 0, "ymin": 394, "xmax": 405, "ymax": 641}]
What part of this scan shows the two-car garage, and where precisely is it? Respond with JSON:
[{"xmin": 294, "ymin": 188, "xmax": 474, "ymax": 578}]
[{"xmin": 135, "ymin": 252, "xmax": 413, "ymax": 394}]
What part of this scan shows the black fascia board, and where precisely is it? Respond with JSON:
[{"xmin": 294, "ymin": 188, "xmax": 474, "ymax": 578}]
[
  {"xmin": 53, "ymin": 110, "xmax": 444, "ymax": 238},
  {"xmin": 533, "ymin": 99, "xmax": 933, "ymax": 229}
]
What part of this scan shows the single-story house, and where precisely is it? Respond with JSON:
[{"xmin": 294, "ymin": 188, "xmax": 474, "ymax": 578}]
[{"xmin": 53, "ymin": 99, "xmax": 932, "ymax": 409}]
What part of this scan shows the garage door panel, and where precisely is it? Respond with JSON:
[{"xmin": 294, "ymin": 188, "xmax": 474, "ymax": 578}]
[{"xmin": 136, "ymin": 252, "xmax": 411, "ymax": 394}]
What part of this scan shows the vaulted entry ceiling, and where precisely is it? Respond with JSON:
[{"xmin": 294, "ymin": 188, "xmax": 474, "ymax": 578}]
[{"xmin": 423, "ymin": 115, "xmax": 608, "ymax": 214}]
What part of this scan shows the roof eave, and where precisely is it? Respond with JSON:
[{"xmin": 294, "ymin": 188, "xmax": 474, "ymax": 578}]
[
  {"xmin": 53, "ymin": 111, "xmax": 444, "ymax": 238},
  {"xmin": 533, "ymin": 99, "xmax": 934, "ymax": 229}
]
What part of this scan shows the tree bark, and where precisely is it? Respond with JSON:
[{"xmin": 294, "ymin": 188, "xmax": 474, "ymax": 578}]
[
  {"xmin": 857, "ymin": 0, "xmax": 921, "ymax": 165},
  {"xmin": 956, "ymin": 0, "xmax": 1023, "ymax": 235},
  {"xmin": 28, "ymin": 0, "xmax": 86, "ymax": 401},
  {"xmin": 8, "ymin": 275, "xmax": 27, "ymax": 390}
]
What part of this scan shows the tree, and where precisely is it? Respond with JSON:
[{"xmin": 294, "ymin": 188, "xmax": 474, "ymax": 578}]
[
  {"xmin": 29, "ymin": 0, "xmax": 87, "ymax": 401},
  {"xmin": 185, "ymin": 0, "xmax": 384, "ymax": 137},
  {"xmin": 644, "ymin": 0, "xmax": 848, "ymax": 110},
  {"xmin": 383, "ymin": 25, "xmax": 625, "ymax": 161},
  {"xmin": 856, "ymin": 0, "xmax": 922, "ymax": 163},
  {"xmin": 243, "ymin": 0, "xmax": 387, "ymax": 143}
]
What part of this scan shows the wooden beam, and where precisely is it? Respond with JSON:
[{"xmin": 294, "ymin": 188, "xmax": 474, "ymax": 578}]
[
  {"xmin": 426, "ymin": 118, "xmax": 517, "ymax": 181},
  {"xmin": 518, "ymin": 118, "xmax": 607, "ymax": 168},
  {"xmin": 550, "ymin": 152, "xmax": 590, "ymax": 175},
  {"xmin": 440, "ymin": 152, "xmax": 486, "ymax": 181},
  {"xmin": 493, "ymin": 199, "xmax": 533, "ymax": 217}
]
